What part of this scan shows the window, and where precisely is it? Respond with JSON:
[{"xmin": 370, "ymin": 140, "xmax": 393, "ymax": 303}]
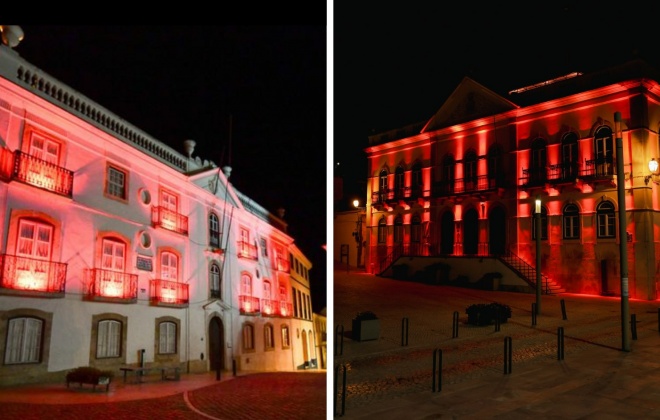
[
  {"xmin": 4, "ymin": 317, "xmax": 42, "ymax": 364},
  {"xmin": 563, "ymin": 203, "xmax": 580, "ymax": 239},
  {"xmin": 594, "ymin": 126, "xmax": 613, "ymax": 176},
  {"xmin": 161, "ymin": 190, "xmax": 178, "ymax": 212},
  {"xmin": 158, "ymin": 321, "xmax": 177, "ymax": 354},
  {"xmin": 411, "ymin": 163, "xmax": 422, "ymax": 194},
  {"xmin": 161, "ymin": 251, "xmax": 178, "ymax": 280},
  {"xmin": 377, "ymin": 218, "xmax": 387, "ymax": 244},
  {"xmin": 241, "ymin": 274, "xmax": 252, "ymax": 296},
  {"xmin": 260, "ymin": 237, "xmax": 268, "ymax": 257},
  {"xmin": 394, "ymin": 166, "xmax": 404, "ymax": 197},
  {"xmin": 379, "ymin": 169, "xmax": 388, "ymax": 194},
  {"xmin": 209, "ymin": 212, "xmax": 220, "ymax": 248},
  {"xmin": 106, "ymin": 164, "xmax": 127, "ymax": 200},
  {"xmin": 463, "ymin": 149, "xmax": 477, "ymax": 191},
  {"xmin": 393, "ymin": 215, "xmax": 403, "ymax": 244},
  {"xmin": 210, "ymin": 263, "xmax": 221, "ymax": 299},
  {"xmin": 442, "ymin": 155, "xmax": 455, "ymax": 194},
  {"xmin": 264, "ymin": 324, "xmax": 274, "ymax": 350},
  {"xmin": 263, "ymin": 280, "xmax": 272, "ymax": 304},
  {"xmin": 532, "ymin": 205, "xmax": 548, "ymax": 240},
  {"xmin": 17, "ymin": 219, "xmax": 52, "ymax": 260},
  {"xmin": 102, "ymin": 238, "xmax": 125, "ymax": 272},
  {"xmin": 597, "ymin": 201, "xmax": 616, "ymax": 238},
  {"xmin": 561, "ymin": 132, "xmax": 578, "ymax": 180},
  {"xmin": 96, "ymin": 319, "xmax": 121, "ymax": 358},
  {"xmin": 242, "ymin": 323, "xmax": 254, "ymax": 351},
  {"xmin": 411, "ymin": 214, "xmax": 421, "ymax": 243},
  {"xmin": 29, "ymin": 133, "xmax": 60, "ymax": 164},
  {"xmin": 281, "ymin": 325, "xmax": 290, "ymax": 348},
  {"xmin": 99, "ymin": 238, "xmax": 126, "ymax": 297},
  {"xmin": 487, "ymin": 145, "xmax": 502, "ymax": 187},
  {"xmin": 531, "ymin": 138, "xmax": 547, "ymax": 183}
]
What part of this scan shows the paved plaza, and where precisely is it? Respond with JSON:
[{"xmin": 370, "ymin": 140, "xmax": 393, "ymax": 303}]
[{"xmin": 333, "ymin": 266, "xmax": 660, "ymax": 419}]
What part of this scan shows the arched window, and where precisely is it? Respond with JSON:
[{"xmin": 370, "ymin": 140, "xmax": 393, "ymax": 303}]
[
  {"xmin": 563, "ymin": 203, "xmax": 580, "ymax": 239},
  {"xmin": 487, "ymin": 145, "xmax": 502, "ymax": 187},
  {"xmin": 377, "ymin": 218, "xmax": 387, "ymax": 243},
  {"xmin": 97, "ymin": 319, "xmax": 121, "ymax": 358},
  {"xmin": 442, "ymin": 154, "xmax": 455, "ymax": 194},
  {"xmin": 411, "ymin": 214, "xmax": 421, "ymax": 244},
  {"xmin": 209, "ymin": 212, "xmax": 220, "ymax": 248},
  {"xmin": 160, "ymin": 251, "xmax": 178, "ymax": 281},
  {"xmin": 242, "ymin": 323, "xmax": 255, "ymax": 351},
  {"xmin": 158, "ymin": 321, "xmax": 177, "ymax": 354},
  {"xmin": 594, "ymin": 126, "xmax": 614, "ymax": 176},
  {"xmin": 531, "ymin": 138, "xmax": 547, "ymax": 184},
  {"xmin": 532, "ymin": 205, "xmax": 548, "ymax": 240},
  {"xmin": 394, "ymin": 166, "xmax": 404, "ymax": 199},
  {"xmin": 463, "ymin": 149, "xmax": 478, "ymax": 192},
  {"xmin": 597, "ymin": 201, "xmax": 616, "ymax": 238},
  {"xmin": 210, "ymin": 262, "xmax": 221, "ymax": 299},
  {"xmin": 5, "ymin": 317, "xmax": 43, "ymax": 364},
  {"xmin": 411, "ymin": 163, "xmax": 423, "ymax": 196},
  {"xmin": 264, "ymin": 324, "xmax": 275, "ymax": 350},
  {"xmin": 561, "ymin": 132, "xmax": 578, "ymax": 180},
  {"xmin": 393, "ymin": 215, "xmax": 403, "ymax": 244},
  {"xmin": 379, "ymin": 169, "xmax": 389, "ymax": 201},
  {"xmin": 281, "ymin": 325, "xmax": 291, "ymax": 349}
]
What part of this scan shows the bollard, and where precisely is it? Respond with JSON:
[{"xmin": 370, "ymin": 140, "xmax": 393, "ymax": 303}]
[
  {"xmin": 631, "ymin": 314, "xmax": 638, "ymax": 340},
  {"xmin": 557, "ymin": 327, "xmax": 564, "ymax": 360},
  {"xmin": 432, "ymin": 348, "xmax": 442, "ymax": 392},
  {"xmin": 531, "ymin": 303, "xmax": 537, "ymax": 326},
  {"xmin": 334, "ymin": 364, "xmax": 348, "ymax": 416},
  {"xmin": 503, "ymin": 336, "xmax": 512, "ymax": 374},
  {"xmin": 401, "ymin": 317, "xmax": 409, "ymax": 346},
  {"xmin": 560, "ymin": 299, "xmax": 567, "ymax": 320},
  {"xmin": 494, "ymin": 314, "xmax": 501, "ymax": 332},
  {"xmin": 335, "ymin": 324, "xmax": 344, "ymax": 356},
  {"xmin": 452, "ymin": 311, "xmax": 459, "ymax": 338}
]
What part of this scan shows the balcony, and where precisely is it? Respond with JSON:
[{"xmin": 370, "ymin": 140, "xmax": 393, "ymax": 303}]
[
  {"xmin": 10, "ymin": 151, "xmax": 74, "ymax": 197},
  {"xmin": 0, "ymin": 254, "xmax": 67, "ymax": 298},
  {"xmin": 261, "ymin": 299, "xmax": 293, "ymax": 317},
  {"xmin": 237, "ymin": 241, "xmax": 258, "ymax": 260},
  {"xmin": 547, "ymin": 162, "xmax": 579, "ymax": 184},
  {"xmin": 152, "ymin": 207, "xmax": 188, "ymax": 235},
  {"xmin": 83, "ymin": 268, "xmax": 137, "ymax": 303},
  {"xmin": 150, "ymin": 279, "xmax": 189, "ymax": 308},
  {"xmin": 580, "ymin": 157, "xmax": 616, "ymax": 182},
  {"xmin": 239, "ymin": 295, "xmax": 260, "ymax": 314},
  {"xmin": 275, "ymin": 257, "xmax": 290, "ymax": 272},
  {"xmin": 278, "ymin": 301, "xmax": 293, "ymax": 318},
  {"xmin": 520, "ymin": 167, "xmax": 547, "ymax": 188}
]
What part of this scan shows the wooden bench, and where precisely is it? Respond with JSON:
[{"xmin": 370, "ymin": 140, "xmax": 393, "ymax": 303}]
[{"xmin": 119, "ymin": 366, "xmax": 180, "ymax": 383}]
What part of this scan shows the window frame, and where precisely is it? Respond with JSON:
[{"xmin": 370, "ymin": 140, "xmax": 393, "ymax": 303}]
[
  {"xmin": 210, "ymin": 262, "xmax": 221, "ymax": 299},
  {"xmin": 264, "ymin": 323, "xmax": 275, "ymax": 351},
  {"xmin": 597, "ymin": 201, "xmax": 616, "ymax": 238},
  {"xmin": 4, "ymin": 316, "xmax": 43, "ymax": 364},
  {"xmin": 281, "ymin": 325, "xmax": 290, "ymax": 349},
  {"xmin": 105, "ymin": 163, "xmax": 128, "ymax": 202},
  {"xmin": 158, "ymin": 321, "xmax": 177, "ymax": 355},
  {"xmin": 96, "ymin": 319, "xmax": 122, "ymax": 359},
  {"xmin": 563, "ymin": 203, "xmax": 580, "ymax": 240},
  {"xmin": 242, "ymin": 323, "xmax": 255, "ymax": 352}
]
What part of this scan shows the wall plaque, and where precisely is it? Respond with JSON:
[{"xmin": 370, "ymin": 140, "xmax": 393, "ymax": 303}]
[{"xmin": 136, "ymin": 256, "xmax": 153, "ymax": 271}]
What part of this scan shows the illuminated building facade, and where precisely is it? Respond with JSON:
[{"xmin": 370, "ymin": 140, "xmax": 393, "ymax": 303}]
[
  {"xmin": 364, "ymin": 60, "xmax": 660, "ymax": 300},
  {"xmin": 0, "ymin": 35, "xmax": 316, "ymax": 386}
]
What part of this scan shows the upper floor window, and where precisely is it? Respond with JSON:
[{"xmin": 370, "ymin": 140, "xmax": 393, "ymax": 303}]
[
  {"xmin": 97, "ymin": 319, "xmax": 121, "ymax": 358},
  {"xmin": 531, "ymin": 138, "xmax": 547, "ymax": 182},
  {"xmin": 594, "ymin": 126, "xmax": 614, "ymax": 176},
  {"xmin": 210, "ymin": 262, "xmax": 221, "ymax": 299},
  {"xmin": 487, "ymin": 145, "xmax": 502, "ymax": 184},
  {"xmin": 463, "ymin": 149, "xmax": 478, "ymax": 190},
  {"xmin": 411, "ymin": 163, "xmax": 422, "ymax": 192},
  {"xmin": 241, "ymin": 273, "xmax": 252, "ymax": 296},
  {"xmin": 563, "ymin": 203, "xmax": 580, "ymax": 239},
  {"xmin": 160, "ymin": 251, "xmax": 178, "ymax": 281},
  {"xmin": 158, "ymin": 321, "xmax": 177, "ymax": 354},
  {"xmin": 281, "ymin": 325, "xmax": 290, "ymax": 349},
  {"xmin": 17, "ymin": 219, "xmax": 52, "ymax": 260},
  {"xmin": 209, "ymin": 212, "xmax": 220, "ymax": 248},
  {"xmin": 377, "ymin": 218, "xmax": 387, "ymax": 244},
  {"xmin": 28, "ymin": 133, "xmax": 60, "ymax": 164},
  {"xmin": 394, "ymin": 166, "xmax": 404, "ymax": 196},
  {"xmin": 379, "ymin": 169, "xmax": 388, "ymax": 193},
  {"xmin": 102, "ymin": 238, "xmax": 125, "ymax": 272},
  {"xmin": 393, "ymin": 215, "xmax": 403, "ymax": 244},
  {"xmin": 4, "ymin": 316, "xmax": 42, "ymax": 364},
  {"xmin": 597, "ymin": 201, "xmax": 616, "ymax": 238},
  {"xmin": 161, "ymin": 189, "xmax": 178, "ymax": 212},
  {"xmin": 260, "ymin": 237, "xmax": 268, "ymax": 257},
  {"xmin": 263, "ymin": 280, "xmax": 272, "ymax": 301},
  {"xmin": 106, "ymin": 164, "xmax": 127, "ymax": 201},
  {"xmin": 561, "ymin": 132, "xmax": 579, "ymax": 179},
  {"xmin": 442, "ymin": 155, "xmax": 455, "ymax": 182},
  {"xmin": 532, "ymin": 205, "xmax": 548, "ymax": 240}
]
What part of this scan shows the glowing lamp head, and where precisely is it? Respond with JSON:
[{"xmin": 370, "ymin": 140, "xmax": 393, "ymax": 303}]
[
  {"xmin": 535, "ymin": 196, "xmax": 541, "ymax": 214},
  {"xmin": 353, "ymin": 199, "xmax": 359, "ymax": 208},
  {"xmin": 649, "ymin": 158, "xmax": 659, "ymax": 175}
]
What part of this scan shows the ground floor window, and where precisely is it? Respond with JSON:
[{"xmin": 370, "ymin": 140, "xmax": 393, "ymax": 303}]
[{"xmin": 4, "ymin": 317, "xmax": 42, "ymax": 364}]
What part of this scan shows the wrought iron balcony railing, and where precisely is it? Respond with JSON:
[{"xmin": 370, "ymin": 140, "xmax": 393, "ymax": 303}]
[
  {"xmin": 84, "ymin": 268, "xmax": 138, "ymax": 302},
  {"xmin": 278, "ymin": 301, "xmax": 293, "ymax": 318},
  {"xmin": 239, "ymin": 295, "xmax": 260, "ymax": 314},
  {"xmin": 151, "ymin": 206, "xmax": 189, "ymax": 235},
  {"xmin": 11, "ymin": 151, "xmax": 74, "ymax": 197},
  {"xmin": 237, "ymin": 241, "xmax": 258, "ymax": 260},
  {"xmin": 581, "ymin": 156, "xmax": 615, "ymax": 178},
  {"xmin": 261, "ymin": 298, "xmax": 279, "ymax": 316},
  {"xmin": 150, "ymin": 279, "xmax": 189, "ymax": 307},
  {"xmin": 547, "ymin": 162, "xmax": 579, "ymax": 183},
  {"xmin": 0, "ymin": 254, "xmax": 67, "ymax": 297},
  {"xmin": 275, "ymin": 257, "xmax": 290, "ymax": 272}
]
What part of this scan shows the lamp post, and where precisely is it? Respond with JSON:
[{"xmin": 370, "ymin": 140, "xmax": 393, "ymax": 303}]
[
  {"xmin": 535, "ymin": 195, "xmax": 542, "ymax": 315},
  {"xmin": 615, "ymin": 111, "xmax": 631, "ymax": 352},
  {"xmin": 353, "ymin": 200, "xmax": 364, "ymax": 269}
]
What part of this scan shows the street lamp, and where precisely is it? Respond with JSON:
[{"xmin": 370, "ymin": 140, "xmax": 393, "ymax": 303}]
[
  {"xmin": 615, "ymin": 111, "xmax": 631, "ymax": 352},
  {"xmin": 535, "ymin": 195, "xmax": 542, "ymax": 315},
  {"xmin": 353, "ymin": 200, "xmax": 364, "ymax": 269}
]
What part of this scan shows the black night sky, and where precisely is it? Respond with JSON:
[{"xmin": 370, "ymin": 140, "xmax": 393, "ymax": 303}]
[
  {"xmin": 333, "ymin": 2, "xmax": 660, "ymax": 211},
  {"xmin": 12, "ymin": 25, "xmax": 327, "ymax": 311}
]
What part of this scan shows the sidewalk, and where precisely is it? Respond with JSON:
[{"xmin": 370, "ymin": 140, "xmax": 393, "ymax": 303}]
[{"xmin": 333, "ymin": 267, "xmax": 660, "ymax": 419}]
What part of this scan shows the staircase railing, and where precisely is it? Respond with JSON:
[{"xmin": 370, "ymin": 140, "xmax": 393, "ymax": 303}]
[
  {"xmin": 378, "ymin": 245, "xmax": 405, "ymax": 274},
  {"xmin": 498, "ymin": 249, "xmax": 549, "ymax": 293}
]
